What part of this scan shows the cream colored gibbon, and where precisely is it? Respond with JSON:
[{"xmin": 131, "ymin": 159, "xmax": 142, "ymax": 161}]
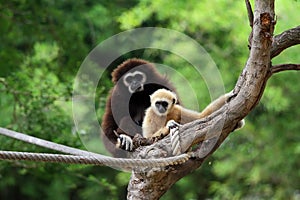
[{"xmin": 142, "ymin": 89, "xmax": 244, "ymax": 138}]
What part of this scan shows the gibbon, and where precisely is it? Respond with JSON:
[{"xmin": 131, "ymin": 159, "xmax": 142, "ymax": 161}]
[
  {"xmin": 142, "ymin": 89, "xmax": 245, "ymax": 138},
  {"xmin": 101, "ymin": 59, "xmax": 179, "ymax": 157}
]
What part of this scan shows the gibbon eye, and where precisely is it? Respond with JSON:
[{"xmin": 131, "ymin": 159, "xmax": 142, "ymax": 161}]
[
  {"xmin": 124, "ymin": 76, "xmax": 133, "ymax": 84},
  {"xmin": 134, "ymin": 74, "xmax": 144, "ymax": 81},
  {"xmin": 161, "ymin": 101, "xmax": 169, "ymax": 108}
]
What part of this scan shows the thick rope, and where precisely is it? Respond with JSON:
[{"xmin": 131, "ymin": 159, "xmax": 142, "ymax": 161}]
[
  {"xmin": 0, "ymin": 127, "xmax": 190, "ymax": 168},
  {"xmin": 0, "ymin": 151, "xmax": 103, "ymax": 165},
  {"xmin": 0, "ymin": 151, "xmax": 190, "ymax": 168},
  {"xmin": 0, "ymin": 127, "xmax": 95, "ymax": 157},
  {"xmin": 170, "ymin": 126, "xmax": 182, "ymax": 156}
]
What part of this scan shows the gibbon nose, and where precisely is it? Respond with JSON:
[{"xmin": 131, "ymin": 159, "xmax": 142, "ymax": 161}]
[{"xmin": 155, "ymin": 104, "xmax": 167, "ymax": 114}]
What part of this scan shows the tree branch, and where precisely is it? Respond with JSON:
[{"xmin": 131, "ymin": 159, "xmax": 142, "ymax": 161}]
[
  {"xmin": 128, "ymin": 1, "xmax": 276, "ymax": 199},
  {"xmin": 271, "ymin": 63, "xmax": 300, "ymax": 74},
  {"xmin": 271, "ymin": 25, "xmax": 300, "ymax": 58},
  {"xmin": 245, "ymin": 0, "xmax": 254, "ymax": 28},
  {"xmin": 245, "ymin": 0, "xmax": 254, "ymax": 48}
]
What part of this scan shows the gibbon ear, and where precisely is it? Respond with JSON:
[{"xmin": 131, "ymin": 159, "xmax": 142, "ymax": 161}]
[{"xmin": 172, "ymin": 98, "xmax": 176, "ymax": 104}]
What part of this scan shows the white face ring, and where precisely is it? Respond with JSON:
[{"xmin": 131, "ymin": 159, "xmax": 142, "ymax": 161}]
[{"xmin": 123, "ymin": 71, "xmax": 147, "ymax": 93}]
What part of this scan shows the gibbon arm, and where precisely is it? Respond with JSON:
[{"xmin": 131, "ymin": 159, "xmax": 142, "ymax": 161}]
[{"xmin": 198, "ymin": 92, "xmax": 231, "ymax": 118}]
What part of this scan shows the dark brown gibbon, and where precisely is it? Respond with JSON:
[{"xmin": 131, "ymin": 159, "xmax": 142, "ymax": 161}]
[{"xmin": 101, "ymin": 59, "xmax": 179, "ymax": 157}]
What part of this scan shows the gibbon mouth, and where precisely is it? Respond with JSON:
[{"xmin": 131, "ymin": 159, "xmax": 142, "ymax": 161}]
[{"xmin": 131, "ymin": 84, "xmax": 144, "ymax": 92}]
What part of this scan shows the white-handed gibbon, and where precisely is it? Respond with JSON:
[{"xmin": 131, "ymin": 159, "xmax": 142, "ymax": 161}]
[
  {"xmin": 101, "ymin": 59, "xmax": 179, "ymax": 157},
  {"xmin": 142, "ymin": 89, "xmax": 245, "ymax": 139}
]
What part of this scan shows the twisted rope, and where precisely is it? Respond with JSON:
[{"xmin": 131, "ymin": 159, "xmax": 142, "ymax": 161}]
[
  {"xmin": 0, "ymin": 127, "xmax": 190, "ymax": 168},
  {"xmin": 170, "ymin": 126, "xmax": 182, "ymax": 156},
  {"xmin": 0, "ymin": 151, "xmax": 190, "ymax": 168}
]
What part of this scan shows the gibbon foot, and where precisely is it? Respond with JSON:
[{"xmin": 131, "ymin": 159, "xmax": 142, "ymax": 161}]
[
  {"xmin": 234, "ymin": 119, "xmax": 245, "ymax": 131},
  {"xmin": 225, "ymin": 90, "xmax": 237, "ymax": 103}
]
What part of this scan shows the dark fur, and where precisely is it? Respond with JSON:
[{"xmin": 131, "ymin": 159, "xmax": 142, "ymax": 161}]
[{"xmin": 101, "ymin": 58, "xmax": 178, "ymax": 157}]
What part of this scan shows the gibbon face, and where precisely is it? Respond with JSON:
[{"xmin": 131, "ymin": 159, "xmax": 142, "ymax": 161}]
[
  {"xmin": 123, "ymin": 70, "xmax": 147, "ymax": 93},
  {"xmin": 150, "ymin": 89, "xmax": 177, "ymax": 116}
]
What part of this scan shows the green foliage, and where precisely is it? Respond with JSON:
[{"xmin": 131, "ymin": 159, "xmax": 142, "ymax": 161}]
[
  {"xmin": 0, "ymin": 0, "xmax": 299, "ymax": 199},
  {"xmin": 0, "ymin": 1, "xmax": 132, "ymax": 199}
]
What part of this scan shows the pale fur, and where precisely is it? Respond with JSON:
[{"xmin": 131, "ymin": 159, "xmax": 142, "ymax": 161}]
[{"xmin": 142, "ymin": 89, "xmax": 244, "ymax": 138}]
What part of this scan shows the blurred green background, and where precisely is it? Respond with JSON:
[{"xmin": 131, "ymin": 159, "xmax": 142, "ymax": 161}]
[{"xmin": 0, "ymin": 0, "xmax": 299, "ymax": 199}]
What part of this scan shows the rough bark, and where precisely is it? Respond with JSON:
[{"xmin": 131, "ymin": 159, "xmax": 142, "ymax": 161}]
[
  {"xmin": 271, "ymin": 25, "xmax": 300, "ymax": 58},
  {"xmin": 127, "ymin": 1, "xmax": 276, "ymax": 199}
]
